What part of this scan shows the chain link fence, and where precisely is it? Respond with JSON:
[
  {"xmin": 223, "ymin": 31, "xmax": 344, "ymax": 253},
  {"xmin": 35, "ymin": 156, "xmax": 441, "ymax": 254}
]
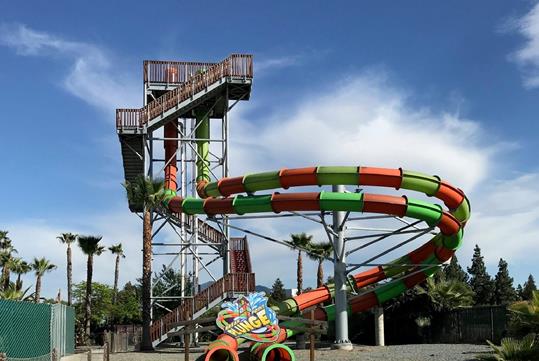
[{"xmin": 0, "ymin": 300, "xmax": 75, "ymax": 360}]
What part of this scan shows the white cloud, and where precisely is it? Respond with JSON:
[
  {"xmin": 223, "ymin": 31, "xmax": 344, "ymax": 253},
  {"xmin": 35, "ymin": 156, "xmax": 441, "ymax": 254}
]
[
  {"xmin": 509, "ymin": 2, "xmax": 539, "ymax": 88},
  {"xmin": 230, "ymin": 72, "xmax": 501, "ymax": 192},
  {"xmin": 254, "ymin": 55, "xmax": 301, "ymax": 74},
  {"xmin": 0, "ymin": 23, "xmax": 139, "ymax": 114},
  {"xmin": 227, "ymin": 72, "xmax": 536, "ymax": 285},
  {"xmin": 465, "ymin": 173, "xmax": 539, "ymax": 265}
]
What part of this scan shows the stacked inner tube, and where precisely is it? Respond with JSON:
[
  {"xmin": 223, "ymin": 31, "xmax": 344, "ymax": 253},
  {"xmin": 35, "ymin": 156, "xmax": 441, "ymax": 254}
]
[{"xmin": 160, "ymin": 166, "xmax": 470, "ymax": 361}]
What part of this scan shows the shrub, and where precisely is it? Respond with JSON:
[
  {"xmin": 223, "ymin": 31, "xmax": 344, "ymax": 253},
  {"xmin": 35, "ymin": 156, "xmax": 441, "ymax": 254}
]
[{"xmin": 476, "ymin": 333, "xmax": 539, "ymax": 361}]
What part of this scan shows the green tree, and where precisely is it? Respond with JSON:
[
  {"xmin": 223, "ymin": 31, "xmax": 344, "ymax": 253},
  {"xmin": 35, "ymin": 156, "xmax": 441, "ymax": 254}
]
[
  {"xmin": 522, "ymin": 275, "xmax": 537, "ymax": 301},
  {"xmin": 57, "ymin": 232, "xmax": 78, "ymax": 306},
  {"xmin": 508, "ymin": 290, "xmax": 539, "ymax": 336},
  {"xmin": 73, "ymin": 282, "xmax": 113, "ymax": 329},
  {"xmin": 0, "ymin": 231, "xmax": 9, "ymax": 245},
  {"xmin": 108, "ymin": 243, "xmax": 125, "ymax": 304},
  {"xmin": 0, "ymin": 282, "xmax": 31, "ymax": 301},
  {"xmin": 270, "ymin": 278, "xmax": 286, "ymax": 302},
  {"xmin": 468, "ymin": 245, "xmax": 495, "ymax": 305},
  {"xmin": 0, "ymin": 232, "xmax": 17, "ymax": 291},
  {"xmin": 9, "ymin": 258, "xmax": 30, "ymax": 291},
  {"xmin": 494, "ymin": 259, "xmax": 517, "ymax": 305},
  {"xmin": 307, "ymin": 241, "xmax": 333, "ymax": 288},
  {"xmin": 31, "ymin": 257, "xmax": 56, "ymax": 303},
  {"xmin": 78, "ymin": 235, "xmax": 105, "ymax": 344},
  {"xmin": 444, "ymin": 255, "xmax": 469, "ymax": 283},
  {"xmin": 416, "ymin": 278, "xmax": 474, "ymax": 312},
  {"xmin": 112, "ymin": 282, "xmax": 142, "ymax": 324},
  {"xmin": 516, "ymin": 284, "xmax": 524, "ymax": 300},
  {"xmin": 149, "ymin": 265, "xmax": 191, "ymax": 320},
  {"xmin": 285, "ymin": 233, "xmax": 312, "ymax": 294},
  {"xmin": 124, "ymin": 175, "xmax": 164, "ymax": 351}
]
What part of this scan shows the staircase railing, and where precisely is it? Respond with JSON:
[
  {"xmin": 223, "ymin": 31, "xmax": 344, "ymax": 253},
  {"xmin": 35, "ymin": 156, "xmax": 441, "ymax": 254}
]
[
  {"xmin": 230, "ymin": 237, "xmax": 253, "ymax": 273},
  {"xmin": 117, "ymin": 54, "xmax": 252, "ymax": 130},
  {"xmin": 183, "ymin": 215, "xmax": 227, "ymax": 244},
  {"xmin": 116, "ymin": 108, "xmax": 142, "ymax": 130},
  {"xmin": 150, "ymin": 273, "xmax": 255, "ymax": 343}
]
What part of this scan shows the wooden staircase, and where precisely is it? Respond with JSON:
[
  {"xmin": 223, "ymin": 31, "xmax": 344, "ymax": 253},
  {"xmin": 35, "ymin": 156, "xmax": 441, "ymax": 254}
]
[
  {"xmin": 230, "ymin": 237, "xmax": 253, "ymax": 273},
  {"xmin": 151, "ymin": 272, "xmax": 255, "ymax": 347}
]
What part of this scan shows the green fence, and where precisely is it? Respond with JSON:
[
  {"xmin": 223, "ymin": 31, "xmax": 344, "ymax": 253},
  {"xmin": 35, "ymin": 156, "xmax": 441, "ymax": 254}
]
[{"xmin": 0, "ymin": 300, "xmax": 75, "ymax": 360}]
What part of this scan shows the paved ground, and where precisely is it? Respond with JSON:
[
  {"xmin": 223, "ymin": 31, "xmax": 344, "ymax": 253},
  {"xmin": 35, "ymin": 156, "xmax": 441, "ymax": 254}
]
[
  {"xmin": 294, "ymin": 344, "xmax": 491, "ymax": 361},
  {"xmin": 67, "ymin": 343, "xmax": 492, "ymax": 361}
]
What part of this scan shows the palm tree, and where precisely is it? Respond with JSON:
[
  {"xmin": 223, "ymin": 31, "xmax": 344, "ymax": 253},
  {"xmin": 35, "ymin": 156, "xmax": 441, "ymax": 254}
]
[
  {"xmin": 78, "ymin": 235, "xmax": 105, "ymax": 344},
  {"xmin": 0, "ymin": 283, "xmax": 31, "ymax": 301},
  {"xmin": 0, "ymin": 245, "xmax": 18, "ymax": 291},
  {"xmin": 108, "ymin": 243, "xmax": 125, "ymax": 304},
  {"xmin": 416, "ymin": 277, "xmax": 474, "ymax": 312},
  {"xmin": 286, "ymin": 233, "xmax": 313, "ymax": 295},
  {"xmin": 31, "ymin": 257, "xmax": 57, "ymax": 303},
  {"xmin": 57, "ymin": 232, "xmax": 78, "ymax": 306},
  {"xmin": 123, "ymin": 175, "xmax": 165, "ymax": 350},
  {"xmin": 9, "ymin": 258, "xmax": 30, "ymax": 291},
  {"xmin": 307, "ymin": 242, "xmax": 333, "ymax": 288}
]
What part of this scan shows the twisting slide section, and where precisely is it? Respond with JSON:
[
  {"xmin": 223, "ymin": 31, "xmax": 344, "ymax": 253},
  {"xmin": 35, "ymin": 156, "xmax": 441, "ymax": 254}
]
[{"xmin": 160, "ymin": 165, "xmax": 470, "ymax": 361}]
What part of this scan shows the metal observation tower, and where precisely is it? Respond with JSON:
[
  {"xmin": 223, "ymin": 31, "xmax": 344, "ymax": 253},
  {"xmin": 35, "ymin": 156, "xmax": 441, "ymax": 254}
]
[
  {"xmin": 117, "ymin": 55, "xmax": 255, "ymax": 346},
  {"xmin": 116, "ymin": 54, "xmax": 471, "ymax": 355}
]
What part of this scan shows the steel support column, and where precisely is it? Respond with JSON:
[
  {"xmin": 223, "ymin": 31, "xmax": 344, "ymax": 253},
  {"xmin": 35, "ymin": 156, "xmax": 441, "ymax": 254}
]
[{"xmin": 331, "ymin": 184, "xmax": 353, "ymax": 350}]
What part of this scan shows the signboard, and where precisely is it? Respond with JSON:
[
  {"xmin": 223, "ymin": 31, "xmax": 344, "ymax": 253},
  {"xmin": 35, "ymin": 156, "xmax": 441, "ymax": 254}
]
[{"xmin": 216, "ymin": 292, "xmax": 280, "ymax": 342}]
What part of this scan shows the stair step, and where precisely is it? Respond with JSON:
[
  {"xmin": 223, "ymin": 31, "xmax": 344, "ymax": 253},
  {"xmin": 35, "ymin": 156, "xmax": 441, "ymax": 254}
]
[{"xmin": 150, "ymin": 273, "xmax": 255, "ymax": 346}]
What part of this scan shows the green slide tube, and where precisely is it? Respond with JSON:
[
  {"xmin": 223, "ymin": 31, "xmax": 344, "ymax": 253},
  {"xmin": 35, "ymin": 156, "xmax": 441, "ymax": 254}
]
[
  {"xmin": 195, "ymin": 108, "xmax": 211, "ymax": 184},
  {"xmin": 181, "ymin": 166, "xmax": 471, "ymax": 361}
]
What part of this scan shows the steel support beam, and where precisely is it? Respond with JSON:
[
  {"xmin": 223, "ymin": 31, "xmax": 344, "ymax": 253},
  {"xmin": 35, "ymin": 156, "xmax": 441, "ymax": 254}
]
[{"xmin": 331, "ymin": 185, "xmax": 353, "ymax": 350}]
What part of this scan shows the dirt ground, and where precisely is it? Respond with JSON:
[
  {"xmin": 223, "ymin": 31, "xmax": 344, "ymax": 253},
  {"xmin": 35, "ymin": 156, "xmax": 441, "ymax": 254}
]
[{"xmin": 68, "ymin": 343, "xmax": 492, "ymax": 361}]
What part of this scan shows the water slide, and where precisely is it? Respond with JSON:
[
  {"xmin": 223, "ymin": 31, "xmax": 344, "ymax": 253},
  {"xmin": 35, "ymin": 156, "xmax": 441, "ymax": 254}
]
[{"xmin": 159, "ymin": 114, "xmax": 470, "ymax": 361}]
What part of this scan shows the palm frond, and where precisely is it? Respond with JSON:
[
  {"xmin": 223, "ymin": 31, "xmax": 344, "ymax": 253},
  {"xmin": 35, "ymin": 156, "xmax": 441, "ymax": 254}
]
[
  {"xmin": 31, "ymin": 257, "xmax": 57, "ymax": 276},
  {"xmin": 77, "ymin": 235, "xmax": 104, "ymax": 256},
  {"xmin": 477, "ymin": 334, "xmax": 539, "ymax": 360},
  {"xmin": 108, "ymin": 243, "xmax": 125, "ymax": 257},
  {"xmin": 57, "ymin": 232, "xmax": 78, "ymax": 245},
  {"xmin": 123, "ymin": 175, "xmax": 165, "ymax": 210}
]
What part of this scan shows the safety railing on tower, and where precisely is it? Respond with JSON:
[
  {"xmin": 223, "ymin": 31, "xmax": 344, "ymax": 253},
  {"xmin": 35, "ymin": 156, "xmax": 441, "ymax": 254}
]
[
  {"xmin": 144, "ymin": 60, "xmax": 216, "ymax": 84},
  {"xmin": 116, "ymin": 108, "xmax": 142, "ymax": 130},
  {"xmin": 117, "ymin": 54, "xmax": 253, "ymax": 130}
]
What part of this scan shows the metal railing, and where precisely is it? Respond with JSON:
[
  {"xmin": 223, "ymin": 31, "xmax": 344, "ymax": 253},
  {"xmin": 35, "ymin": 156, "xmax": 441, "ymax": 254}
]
[
  {"xmin": 144, "ymin": 60, "xmax": 216, "ymax": 84},
  {"xmin": 182, "ymin": 216, "xmax": 227, "ymax": 244},
  {"xmin": 116, "ymin": 108, "xmax": 142, "ymax": 129},
  {"xmin": 150, "ymin": 273, "xmax": 255, "ymax": 343},
  {"xmin": 230, "ymin": 237, "xmax": 253, "ymax": 273},
  {"xmin": 117, "ymin": 54, "xmax": 253, "ymax": 130}
]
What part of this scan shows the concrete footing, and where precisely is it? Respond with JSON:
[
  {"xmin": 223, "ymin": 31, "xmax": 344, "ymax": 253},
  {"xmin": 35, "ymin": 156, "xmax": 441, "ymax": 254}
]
[{"xmin": 331, "ymin": 340, "xmax": 354, "ymax": 351}]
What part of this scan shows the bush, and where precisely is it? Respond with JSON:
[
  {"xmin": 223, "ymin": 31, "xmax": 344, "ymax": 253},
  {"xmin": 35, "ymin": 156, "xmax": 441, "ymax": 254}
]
[
  {"xmin": 476, "ymin": 333, "xmax": 539, "ymax": 360},
  {"xmin": 508, "ymin": 290, "xmax": 539, "ymax": 337}
]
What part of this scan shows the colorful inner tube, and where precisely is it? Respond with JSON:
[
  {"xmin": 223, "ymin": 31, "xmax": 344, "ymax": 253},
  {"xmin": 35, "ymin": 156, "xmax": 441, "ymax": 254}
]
[
  {"xmin": 160, "ymin": 166, "xmax": 470, "ymax": 361},
  {"xmin": 250, "ymin": 342, "xmax": 296, "ymax": 361},
  {"xmin": 205, "ymin": 335, "xmax": 240, "ymax": 361}
]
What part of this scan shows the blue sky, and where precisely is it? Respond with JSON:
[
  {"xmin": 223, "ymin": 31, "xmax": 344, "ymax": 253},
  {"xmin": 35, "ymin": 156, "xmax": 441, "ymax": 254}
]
[{"xmin": 1, "ymin": 1, "xmax": 539, "ymax": 298}]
